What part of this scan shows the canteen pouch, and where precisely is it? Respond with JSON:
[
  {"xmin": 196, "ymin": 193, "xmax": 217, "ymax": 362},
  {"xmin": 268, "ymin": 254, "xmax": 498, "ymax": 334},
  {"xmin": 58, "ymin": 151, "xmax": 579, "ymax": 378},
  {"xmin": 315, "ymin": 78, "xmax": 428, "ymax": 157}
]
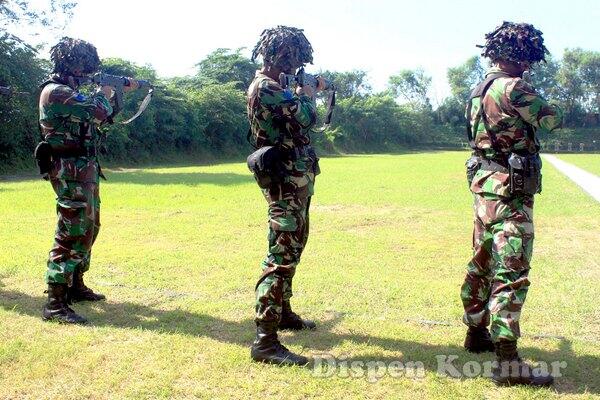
[
  {"xmin": 508, "ymin": 153, "xmax": 542, "ymax": 196},
  {"xmin": 247, "ymin": 146, "xmax": 285, "ymax": 189},
  {"xmin": 34, "ymin": 141, "xmax": 52, "ymax": 179},
  {"xmin": 306, "ymin": 146, "xmax": 321, "ymax": 176},
  {"xmin": 465, "ymin": 155, "xmax": 480, "ymax": 188}
]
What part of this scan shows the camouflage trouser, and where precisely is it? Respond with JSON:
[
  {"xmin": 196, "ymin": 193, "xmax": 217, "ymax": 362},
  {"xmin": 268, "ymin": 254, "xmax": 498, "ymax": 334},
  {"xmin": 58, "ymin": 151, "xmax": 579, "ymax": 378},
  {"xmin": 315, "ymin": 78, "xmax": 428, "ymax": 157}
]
[
  {"xmin": 255, "ymin": 180, "xmax": 311, "ymax": 324},
  {"xmin": 461, "ymin": 193, "xmax": 534, "ymax": 342},
  {"xmin": 46, "ymin": 179, "xmax": 100, "ymax": 285}
]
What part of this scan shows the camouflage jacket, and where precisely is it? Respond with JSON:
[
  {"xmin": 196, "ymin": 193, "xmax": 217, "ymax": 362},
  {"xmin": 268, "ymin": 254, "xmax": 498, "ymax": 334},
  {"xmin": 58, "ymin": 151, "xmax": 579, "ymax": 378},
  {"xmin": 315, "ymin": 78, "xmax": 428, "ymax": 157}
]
[
  {"xmin": 247, "ymin": 71, "xmax": 316, "ymax": 151},
  {"xmin": 247, "ymin": 71, "xmax": 319, "ymax": 195},
  {"xmin": 467, "ymin": 67, "xmax": 563, "ymax": 197},
  {"xmin": 39, "ymin": 76, "xmax": 113, "ymax": 183}
]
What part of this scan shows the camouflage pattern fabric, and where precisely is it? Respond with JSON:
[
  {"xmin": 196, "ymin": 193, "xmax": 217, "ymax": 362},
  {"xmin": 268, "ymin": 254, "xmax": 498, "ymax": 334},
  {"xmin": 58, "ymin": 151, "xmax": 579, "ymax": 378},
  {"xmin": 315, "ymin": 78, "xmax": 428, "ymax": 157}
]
[
  {"xmin": 247, "ymin": 71, "xmax": 318, "ymax": 323},
  {"xmin": 47, "ymin": 179, "xmax": 100, "ymax": 285},
  {"xmin": 468, "ymin": 67, "xmax": 563, "ymax": 157},
  {"xmin": 39, "ymin": 77, "xmax": 112, "ymax": 285},
  {"xmin": 461, "ymin": 194, "xmax": 533, "ymax": 341},
  {"xmin": 462, "ymin": 67, "xmax": 562, "ymax": 342}
]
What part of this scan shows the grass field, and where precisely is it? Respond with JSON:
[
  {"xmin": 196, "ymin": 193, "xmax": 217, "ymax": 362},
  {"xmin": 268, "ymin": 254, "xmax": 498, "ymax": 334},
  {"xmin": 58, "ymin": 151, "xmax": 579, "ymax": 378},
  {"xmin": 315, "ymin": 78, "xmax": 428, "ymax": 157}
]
[
  {"xmin": 0, "ymin": 151, "xmax": 599, "ymax": 399},
  {"xmin": 555, "ymin": 154, "xmax": 600, "ymax": 176}
]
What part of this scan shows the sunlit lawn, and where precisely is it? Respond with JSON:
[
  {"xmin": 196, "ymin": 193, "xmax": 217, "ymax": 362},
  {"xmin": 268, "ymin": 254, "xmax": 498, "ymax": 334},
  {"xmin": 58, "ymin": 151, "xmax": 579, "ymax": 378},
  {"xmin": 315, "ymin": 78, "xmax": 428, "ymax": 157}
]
[
  {"xmin": 556, "ymin": 153, "xmax": 600, "ymax": 176},
  {"xmin": 0, "ymin": 151, "xmax": 598, "ymax": 399}
]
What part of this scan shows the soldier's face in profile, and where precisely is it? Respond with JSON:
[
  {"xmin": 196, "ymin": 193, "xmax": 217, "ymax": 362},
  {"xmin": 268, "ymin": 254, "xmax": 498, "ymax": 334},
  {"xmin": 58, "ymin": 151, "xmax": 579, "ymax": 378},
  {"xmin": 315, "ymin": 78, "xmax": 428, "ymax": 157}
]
[
  {"xmin": 280, "ymin": 62, "xmax": 297, "ymax": 75},
  {"xmin": 71, "ymin": 67, "xmax": 92, "ymax": 78}
]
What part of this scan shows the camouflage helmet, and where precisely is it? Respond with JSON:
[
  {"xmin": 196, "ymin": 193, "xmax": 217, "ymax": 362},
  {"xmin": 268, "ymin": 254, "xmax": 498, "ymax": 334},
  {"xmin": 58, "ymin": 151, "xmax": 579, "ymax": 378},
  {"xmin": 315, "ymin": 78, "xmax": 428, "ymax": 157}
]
[
  {"xmin": 251, "ymin": 25, "xmax": 313, "ymax": 70},
  {"xmin": 50, "ymin": 37, "xmax": 101, "ymax": 75},
  {"xmin": 479, "ymin": 21, "xmax": 549, "ymax": 64}
]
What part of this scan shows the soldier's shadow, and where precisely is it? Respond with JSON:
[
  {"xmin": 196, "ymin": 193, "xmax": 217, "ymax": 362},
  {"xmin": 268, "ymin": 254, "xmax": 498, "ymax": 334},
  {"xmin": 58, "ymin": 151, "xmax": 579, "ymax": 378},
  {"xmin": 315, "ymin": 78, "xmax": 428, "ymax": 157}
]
[
  {"xmin": 0, "ymin": 287, "xmax": 598, "ymax": 394},
  {"xmin": 286, "ymin": 317, "xmax": 600, "ymax": 394},
  {"xmin": 0, "ymin": 287, "xmax": 254, "ymax": 346}
]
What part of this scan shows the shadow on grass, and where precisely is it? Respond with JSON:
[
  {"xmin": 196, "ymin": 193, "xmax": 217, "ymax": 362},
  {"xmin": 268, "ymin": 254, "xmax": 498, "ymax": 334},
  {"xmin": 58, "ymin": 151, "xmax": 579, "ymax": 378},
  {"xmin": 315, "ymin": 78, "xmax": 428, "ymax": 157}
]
[
  {"xmin": 0, "ymin": 288, "xmax": 255, "ymax": 346},
  {"xmin": 0, "ymin": 288, "xmax": 597, "ymax": 394},
  {"xmin": 286, "ymin": 316, "xmax": 599, "ymax": 394},
  {"xmin": 105, "ymin": 171, "xmax": 253, "ymax": 186},
  {"xmin": 0, "ymin": 169, "xmax": 253, "ymax": 186}
]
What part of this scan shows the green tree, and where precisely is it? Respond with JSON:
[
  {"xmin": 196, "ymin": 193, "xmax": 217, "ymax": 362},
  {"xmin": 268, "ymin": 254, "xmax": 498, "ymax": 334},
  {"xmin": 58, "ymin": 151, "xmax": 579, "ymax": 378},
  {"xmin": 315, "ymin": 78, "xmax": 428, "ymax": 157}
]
[
  {"xmin": 556, "ymin": 49, "xmax": 587, "ymax": 126},
  {"xmin": 318, "ymin": 69, "xmax": 371, "ymax": 99},
  {"xmin": 447, "ymin": 56, "xmax": 485, "ymax": 104},
  {"xmin": 190, "ymin": 82, "xmax": 248, "ymax": 154},
  {"xmin": 388, "ymin": 69, "xmax": 432, "ymax": 107},
  {"xmin": 530, "ymin": 58, "xmax": 559, "ymax": 100},
  {"xmin": 0, "ymin": 33, "xmax": 47, "ymax": 169},
  {"xmin": 1, "ymin": 0, "xmax": 77, "ymax": 41},
  {"xmin": 195, "ymin": 48, "xmax": 258, "ymax": 90}
]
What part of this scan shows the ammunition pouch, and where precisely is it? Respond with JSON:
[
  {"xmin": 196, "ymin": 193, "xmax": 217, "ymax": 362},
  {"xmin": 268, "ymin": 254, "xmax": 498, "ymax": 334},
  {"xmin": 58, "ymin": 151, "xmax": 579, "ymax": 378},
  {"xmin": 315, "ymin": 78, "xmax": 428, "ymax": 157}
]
[
  {"xmin": 34, "ymin": 141, "xmax": 52, "ymax": 178},
  {"xmin": 247, "ymin": 145, "xmax": 320, "ymax": 188},
  {"xmin": 246, "ymin": 146, "xmax": 321, "ymax": 189},
  {"xmin": 465, "ymin": 155, "xmax": 480, "ymax": 188},
  {"xmin": 468, "ymin": 152, "xmax": 541, "ymax": 196},
  {"xmin": 465, "ymin": 154, "xmax": 508, "ymax": 188},
  {"xmin": 34, "ymin": 141, "xmax": 99, "ymax": 180},
  {"xmin": 508, "ymin": 153, "xmax": 542, "ymax": 196},
  {"xmin": 305, "ymin": 146, "xmax": 321, "ymax": 176},
  {"xmin": 247, "ymin": 146, "xmax": 285, "ymax": 189}
]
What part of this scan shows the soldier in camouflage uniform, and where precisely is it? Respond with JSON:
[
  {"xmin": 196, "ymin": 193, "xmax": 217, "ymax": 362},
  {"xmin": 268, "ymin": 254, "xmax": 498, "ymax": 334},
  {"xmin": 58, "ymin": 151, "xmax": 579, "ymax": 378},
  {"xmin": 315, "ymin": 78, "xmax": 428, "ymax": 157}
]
[
  {"xmin": 39, "ymin": 37, "xmax": 138, "ymax": 324},
  {"xmin": 461, "ymin": 22, "xmax": 563, "ymax": 386},
  {"xmin": 247, "ymin": 26, "xmax": 326, "ymax": 366}
]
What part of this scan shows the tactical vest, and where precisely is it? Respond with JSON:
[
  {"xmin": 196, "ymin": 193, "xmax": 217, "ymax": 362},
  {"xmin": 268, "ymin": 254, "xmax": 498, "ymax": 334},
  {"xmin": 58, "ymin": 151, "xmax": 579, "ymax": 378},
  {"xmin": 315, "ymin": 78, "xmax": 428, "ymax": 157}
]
[{"xmin": 465, "ymin": 73, "xmax": 538, "ymax": 154}]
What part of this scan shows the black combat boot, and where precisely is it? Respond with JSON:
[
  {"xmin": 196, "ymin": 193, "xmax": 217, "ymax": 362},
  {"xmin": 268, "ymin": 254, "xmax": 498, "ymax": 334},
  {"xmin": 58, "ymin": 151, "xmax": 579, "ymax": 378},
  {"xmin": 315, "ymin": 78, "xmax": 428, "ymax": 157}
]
[
  {"xmin": 42, "ymin": 284, "xmax": 87, "ymax": 324},
  {"xmin": 279, "ymin": 300, "xmax": 316, "ymax": 331},
  {"xmin": 68, "ymin": 269, "xmax": 106, "ymax": 302},
  {"xmin": 464, "ymin": 326, "xmax": 495, "ymax": 353},
  {"xmin": 250, "ymin": 322, "xmax": 309, "ymax": 366},
  {"xmin": 491, "ymin": 340, "xmax": 554, "ymax": 386}
]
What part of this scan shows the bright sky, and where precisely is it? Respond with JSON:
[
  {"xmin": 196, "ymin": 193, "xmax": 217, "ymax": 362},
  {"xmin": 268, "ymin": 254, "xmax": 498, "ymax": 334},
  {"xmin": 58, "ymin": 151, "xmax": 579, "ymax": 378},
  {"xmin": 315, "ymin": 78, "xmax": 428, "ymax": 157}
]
[{"xmin": 32, "ymin": 0, "xmax": 600, "ymax": 102}]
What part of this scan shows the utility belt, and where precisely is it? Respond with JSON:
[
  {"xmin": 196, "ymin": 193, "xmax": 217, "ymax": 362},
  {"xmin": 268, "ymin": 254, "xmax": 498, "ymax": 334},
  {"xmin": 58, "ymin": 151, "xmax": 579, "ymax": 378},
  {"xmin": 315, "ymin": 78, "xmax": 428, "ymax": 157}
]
[
  {"xmin": 466, "ymin": 151, "xmax": 542, "ymax": 196},
  {"xmin": 247, "ymin": 144, "xmax": 320, "ymax": 189},
  {"xmin": 34, "ymin": 141, "xmax": 98, "ymax": 177}
]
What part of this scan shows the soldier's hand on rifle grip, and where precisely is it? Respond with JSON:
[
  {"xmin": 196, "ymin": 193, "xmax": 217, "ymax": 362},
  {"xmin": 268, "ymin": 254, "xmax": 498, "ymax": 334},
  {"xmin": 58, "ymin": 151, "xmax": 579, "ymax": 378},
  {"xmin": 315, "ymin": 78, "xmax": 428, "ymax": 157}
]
[
  {"xmin": 316, "ymin": 76, "xmax": 327, "ymax": 92},
  {"xmin": 123, "ymin": 78, "xmax": 140, "ymax": 93},
  {"xmin": 296, "ymin": 85, "xmax": 315, "ymax": 99},
  {"xmin": 99, "ymin": 85, "xmax": 113, "ymax": 99}
]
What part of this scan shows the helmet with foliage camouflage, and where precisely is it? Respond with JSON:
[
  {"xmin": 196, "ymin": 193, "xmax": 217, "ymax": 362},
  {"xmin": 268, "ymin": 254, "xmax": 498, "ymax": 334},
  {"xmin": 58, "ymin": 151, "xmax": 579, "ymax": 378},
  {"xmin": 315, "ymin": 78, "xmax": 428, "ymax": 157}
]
[
  {"xmin": 479, "ymin": 21, "xmax": 548, "ymax": 64},
  {"xmin": 251, "ymin": 25, "xmax": 313, "ymax": 71},
  {"xmin": 50, "ymin": 37, "xmax": 101, "ymax": 75}
]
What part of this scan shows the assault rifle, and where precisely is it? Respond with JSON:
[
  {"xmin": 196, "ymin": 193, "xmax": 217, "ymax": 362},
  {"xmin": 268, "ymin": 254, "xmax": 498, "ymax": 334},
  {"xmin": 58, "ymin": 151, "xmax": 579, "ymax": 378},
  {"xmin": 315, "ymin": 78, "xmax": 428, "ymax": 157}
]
[
  {"xmin": 279, "ymin": 67, "xmax": 336, "ymax": 125},
  {"xmin": 74, "ymin": 73, "xmax": 153, "ymax": 124}
]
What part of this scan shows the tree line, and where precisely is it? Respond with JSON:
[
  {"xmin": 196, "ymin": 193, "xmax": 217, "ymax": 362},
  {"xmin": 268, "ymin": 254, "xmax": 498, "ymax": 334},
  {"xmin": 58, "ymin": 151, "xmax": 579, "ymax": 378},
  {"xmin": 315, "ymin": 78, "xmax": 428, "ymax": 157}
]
[{"xmin": 1, "ymin": 17, "xmax": 600, "ymax": 172}]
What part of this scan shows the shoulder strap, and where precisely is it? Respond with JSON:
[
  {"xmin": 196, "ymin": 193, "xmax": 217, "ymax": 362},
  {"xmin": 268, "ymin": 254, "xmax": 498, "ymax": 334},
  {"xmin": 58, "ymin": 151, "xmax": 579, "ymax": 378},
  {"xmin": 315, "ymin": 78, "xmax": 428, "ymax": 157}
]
[
  {"xmin": 38, "ymin": 78, "xmax": 59, "ymax": 141},
  {"xmin": 465, "ymin": 73, "xmax": 507, "ymax": 151},
  {"xmin": 246, "ymin": 79, "xmax": 261, "ymax": 150},
  {"xmin": 39, "ymin": 76, "xmax": 63, "ymax": 91}
]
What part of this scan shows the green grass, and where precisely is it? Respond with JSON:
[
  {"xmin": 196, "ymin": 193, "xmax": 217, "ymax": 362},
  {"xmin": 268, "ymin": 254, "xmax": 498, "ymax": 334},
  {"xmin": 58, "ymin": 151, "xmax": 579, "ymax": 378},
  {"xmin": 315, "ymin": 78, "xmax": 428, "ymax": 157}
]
[
  {"xmin": 555, "ymin": 153, "xmax": 600, "ymax": 176},
  {"xmin": 0, "ymin": 152, "xmax": 599, "ymax": 399}
]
